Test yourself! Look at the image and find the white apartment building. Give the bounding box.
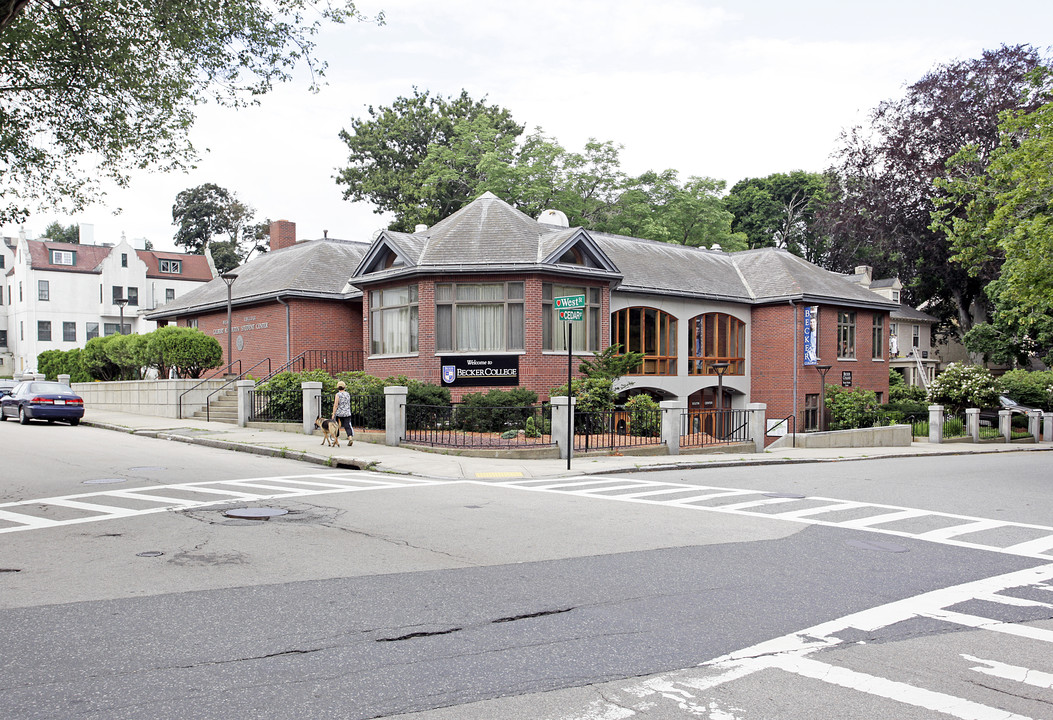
[1,231,212,377]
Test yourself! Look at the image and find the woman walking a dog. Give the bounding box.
[331,381,354,446]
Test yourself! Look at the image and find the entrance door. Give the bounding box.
[688,387,733,437]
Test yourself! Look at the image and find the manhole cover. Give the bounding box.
[223,507,289,520]
[83,478,127,485]
[763,492,806,499]
[846,539,909,553]
[136,551,164,558]
[128,466,167,472]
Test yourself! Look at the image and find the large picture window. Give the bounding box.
[370,285,418,355]
[542,284,601,352]
[436,282,524,352]
[688,313,745,375]
[612,307,678,375]
[838,311,856,359]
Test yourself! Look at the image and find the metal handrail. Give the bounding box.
[202,357,272,421]
[176,360,241,419]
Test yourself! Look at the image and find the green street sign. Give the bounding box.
[555,294,586,309]
[558,308,584,322]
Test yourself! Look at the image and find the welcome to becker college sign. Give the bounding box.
[440,355,519,387]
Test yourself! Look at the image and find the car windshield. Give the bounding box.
[28,382,73,394]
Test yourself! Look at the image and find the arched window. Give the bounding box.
[688,313,745,375]
[611,307,677,375]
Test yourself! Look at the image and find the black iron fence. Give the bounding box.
[298,350,364,375]
[248,389,384,428]
[681,409,753,448]
[943,413,968,439]
[249,388,303,423]
[404,404,553,448]
[320,392,386,430]
[573,408,663,452]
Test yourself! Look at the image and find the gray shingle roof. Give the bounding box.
[731,249,898,308]
[147,238,370,318]
[891,303,938,322]
[592,232,751,301]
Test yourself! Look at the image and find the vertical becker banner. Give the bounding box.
[803,305,819,366]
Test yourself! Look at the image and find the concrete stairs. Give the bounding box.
[190,389,238,423]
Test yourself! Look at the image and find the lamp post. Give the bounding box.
[815,364,832,432]
[712,361,730,438]
[221,272,238,377]
[115,297,128,335]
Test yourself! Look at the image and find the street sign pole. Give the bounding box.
[554,294,585,472]
[567,322,572,470]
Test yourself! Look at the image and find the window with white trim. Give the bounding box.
[86,323,99,340]
[370,285,418,355]
[51,249,75,265]
[435,282,524,352]
[159,259,182,274]
[38,279,49,301]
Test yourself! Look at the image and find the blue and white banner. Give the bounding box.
[803,305,819,366]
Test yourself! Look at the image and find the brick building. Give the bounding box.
[149,193,897,428]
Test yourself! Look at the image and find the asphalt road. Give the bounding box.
[2,423,1051,719]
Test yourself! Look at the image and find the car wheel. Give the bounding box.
[19,407,30,425]
[69,418,80,427]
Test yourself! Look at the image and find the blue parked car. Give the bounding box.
[0,381,84,425]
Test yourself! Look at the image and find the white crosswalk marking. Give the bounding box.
[494,476,1053,560]
[594,564,1053,720]
[0,472,451,534]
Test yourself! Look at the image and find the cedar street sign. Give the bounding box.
[555,294,585,322]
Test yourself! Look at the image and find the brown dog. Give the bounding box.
[314,417,343,447]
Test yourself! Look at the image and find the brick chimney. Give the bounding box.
[270,219,296,251]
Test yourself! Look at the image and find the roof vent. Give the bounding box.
[414,224,428,233]
[538,209,569,228]
[710,243,722,252]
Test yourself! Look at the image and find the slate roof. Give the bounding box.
[353,193,621,284]
[137,250,212,281]
[147,238,371,318]
[591,232,750,301]
[730,249,898,308]
[28,241,112,273]
[891,303,938,323]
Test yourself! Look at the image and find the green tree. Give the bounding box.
[336,89,524,231]
[823,45,1051,339]
[42,221,78,243]
[80,335,120,381]
[934,92,1053,363]
[1,0,380,226]
[171,183,263,272]
[998,369,1053,410]
[578,344,644,380]
[725,171,833,262]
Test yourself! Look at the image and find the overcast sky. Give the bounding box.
[6,0,1053,252]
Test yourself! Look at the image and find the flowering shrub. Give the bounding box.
[927,363,999,413]
[825,385,882,430]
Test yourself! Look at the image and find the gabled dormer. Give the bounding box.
[353,232,418,278]
[541,228,618,272]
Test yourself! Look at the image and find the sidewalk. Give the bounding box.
[82,408,1052,481]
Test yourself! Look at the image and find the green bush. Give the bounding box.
[37,349,91,383]
[625,394,660,436]
[927,363,999,413]
[81,335,121,381]
[825,385,881,430]
[455,388,538,433]
[998,369,1053,410]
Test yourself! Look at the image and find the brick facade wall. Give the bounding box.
[751,303,890,426]
[363,272,610,402]
[190,298,363,373]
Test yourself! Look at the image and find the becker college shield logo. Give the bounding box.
[442,365,457,384]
